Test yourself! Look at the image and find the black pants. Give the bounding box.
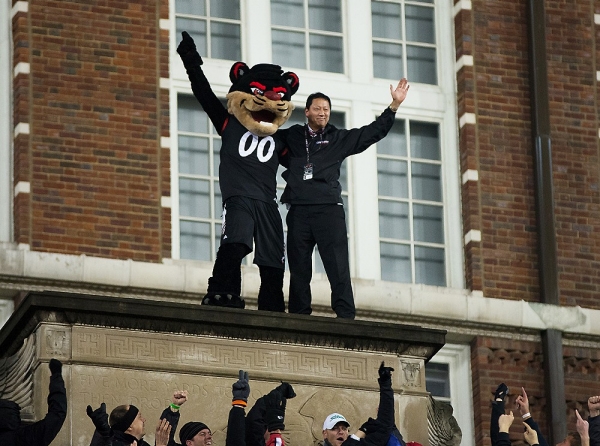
[286,204,355,318]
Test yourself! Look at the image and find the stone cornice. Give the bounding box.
[0,291,446,359]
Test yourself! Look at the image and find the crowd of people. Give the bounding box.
[0,359,415,446]
[491,383,598,446]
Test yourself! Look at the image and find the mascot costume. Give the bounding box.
[177,32,299,311]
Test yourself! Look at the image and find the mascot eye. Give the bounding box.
[276,92,285,99]
[251,87,264,96]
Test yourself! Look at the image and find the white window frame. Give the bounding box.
[428,344,475,446]
[169,0,463,290]
[0,3,13,242]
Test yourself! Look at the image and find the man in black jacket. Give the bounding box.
[279,80,409,319]
[0,358,67,446]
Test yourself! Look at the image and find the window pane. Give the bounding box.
[180,220,211,261]
[273,30,306,70]
[411,162,441,202]
[373,42,403,80]
[213,139,221,175]
[179,178,210,218]
[309,0,341,32]
[310,34,343,73]
[380,242,411,283]
[211,22,241,60]
[415,246,445,286]
[315,247,325,273]
[214,222,221,257]
[377,119,406,156]
[372,1,402,39]
[425,362,450,398]
[210,0,239,20]
[176,18,207,57]
[178,95,209,133]
[407,45,436,85]
[178,135,209,176]
[379,200,409,240]
[378,159,408,198]
[410,121,440,160]
[271,0,304,27]
[413,204,443,243]
[406,5,435,44]
[176,0,205,16]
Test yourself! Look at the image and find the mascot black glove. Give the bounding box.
[87,402,112,437]
[264,389,286,431]
[232,370,250,407]
[49,358,62,375]
[177,31,204,69]
[378,361,394,388]
[276,382,296,399]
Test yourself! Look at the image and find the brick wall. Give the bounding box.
[12,0,170,262]
[457,0,600,307]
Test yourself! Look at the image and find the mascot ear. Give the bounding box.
[230,62,250,83]
[283,71,300,96]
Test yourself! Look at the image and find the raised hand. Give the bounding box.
[264,389,286,431]
[515,387,530,417]
[172,390,188,407]
[177,31,204,68]
[524,423,539,445]
[576,409,590,441]
[378,361,394,382]
[232,370,250,406]
[155,418,172,446]
[498,411,514,433]
[86,402,112,437]
[276,382,296,399]
[49,358,62,375]
[588,396,600,417]
[389,78,410,110]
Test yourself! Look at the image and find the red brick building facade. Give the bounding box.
[2,1,600,446]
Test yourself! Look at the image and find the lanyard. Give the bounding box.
[305,125,323,164]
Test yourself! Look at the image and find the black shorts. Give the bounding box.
[220,196,285,269]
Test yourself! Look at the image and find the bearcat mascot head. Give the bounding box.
[226,62,299,137]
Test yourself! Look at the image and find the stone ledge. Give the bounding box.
[0,291,446,360]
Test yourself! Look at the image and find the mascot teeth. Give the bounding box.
[260,121,274,126]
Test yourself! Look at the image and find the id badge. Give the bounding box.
[303,163,313,180]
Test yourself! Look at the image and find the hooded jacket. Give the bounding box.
[0,368,67,446]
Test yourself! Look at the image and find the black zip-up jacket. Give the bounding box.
[279,107,396,205]
[0,368,67,446]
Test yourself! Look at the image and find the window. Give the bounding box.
[176,94,222,261]
[426,345,474,446]
[371,0,437,84]
[271,0,344,73]
[377,119,445,285]
[175,0,241,61]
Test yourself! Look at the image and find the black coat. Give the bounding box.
[279,108,396,205]
[0,370,67,446]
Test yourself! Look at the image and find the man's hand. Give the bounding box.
[86,402,112,437]
[389,78,410,111]
[177,31,204,68]
[498,411,514,433]
[155,418,172,446]
[515,387,530,417]
[524,423,539,445]
[576,409,590,441]
[172,390,188,408]
[232,370,250,406]
[276,382,296,399]
[588,396,600,417]
[378,361,394,383]
[49,358,62,375]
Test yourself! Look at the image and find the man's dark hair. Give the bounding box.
[109,405,130,429]
[305,92,331,110]
[567,432,582,446]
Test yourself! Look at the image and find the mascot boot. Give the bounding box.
[202,243,249,309]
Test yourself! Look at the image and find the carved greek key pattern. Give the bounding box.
[72,328,370,382]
